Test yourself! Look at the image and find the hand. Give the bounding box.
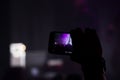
[70,28,106,80]
[70,28,103,64]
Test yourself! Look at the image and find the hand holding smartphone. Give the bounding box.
[48,29,105,80]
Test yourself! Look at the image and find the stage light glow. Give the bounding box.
[31,67,39,77]
[10,43,26,58]
[10,43,26,67]
[47,59,63,66]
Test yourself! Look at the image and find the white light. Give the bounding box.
[10,43,26,58]
[10,43,26,67]
[31,67,39,77]
[47,59,63,66]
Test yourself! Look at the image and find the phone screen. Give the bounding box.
[54,33,72,46]
[49,32,72,54]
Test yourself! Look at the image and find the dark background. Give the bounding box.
[1,0,120,80]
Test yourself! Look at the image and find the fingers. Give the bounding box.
[70,28,84,52]
[85,28,102,56]
[70,28,83,41]
[70,28,102,63]
[70,28,84,62]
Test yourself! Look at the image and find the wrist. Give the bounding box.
[81,58,105,80]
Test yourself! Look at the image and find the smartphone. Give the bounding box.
[48,31,72,55]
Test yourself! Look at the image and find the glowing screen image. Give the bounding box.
[55,33,72,46]
[54,33,72,53]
